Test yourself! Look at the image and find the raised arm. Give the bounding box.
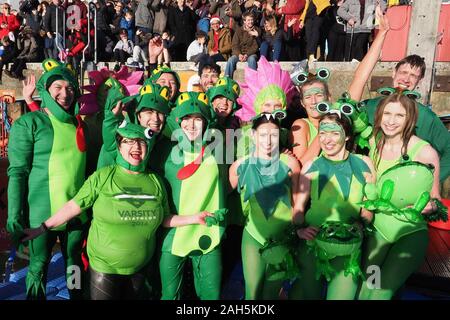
[347,6,390,101]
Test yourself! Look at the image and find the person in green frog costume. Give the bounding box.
[7,59,89,299]
[229,111,302,299]
[153,91,229,300]
[21,121,172,300]
[358,92,444,300]
[96,80,171,169]
[289,111,376,300]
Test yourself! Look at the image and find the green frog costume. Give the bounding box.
[237,150,295,299]
[153,92,228,300]
[7,59,88,299]
[74,121,169,299]
[289,115,371,300]
[358,139,432,300]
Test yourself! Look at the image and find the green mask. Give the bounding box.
[319,122,345,134]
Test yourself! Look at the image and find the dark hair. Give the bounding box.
[251,114,281,130]
[395,55,426,79]
[195,31,207,39]
[199,59,221,77]
[242,11,255,20]
[319,113,354,151]
[119,28,128,35]
[373,93,418,168]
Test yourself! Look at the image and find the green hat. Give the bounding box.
[149,65,181,99]
[116,120,156,172]
[37,59,80,97]
[122,82,171,115]
[36,58,81,120]
[171,91,212,124]
[207,77,240,111]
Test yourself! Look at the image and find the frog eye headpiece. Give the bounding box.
[115,120,156,172]
[207,77,241,111]
[149,65,181,98]
[290,59,330,86]
[316,101,355,119]
[171,91,212,124]
[377,87,421,100]
[37,58,80,98]
[131,82,171,115]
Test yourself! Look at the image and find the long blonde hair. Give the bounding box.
[373,93,418,168]
[264,15,278,36]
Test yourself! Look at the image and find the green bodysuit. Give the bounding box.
[290,153,370,300]
[303,118,318,147]
[73,165,169,275]
[358,139,430,300]
[237,154,293,299]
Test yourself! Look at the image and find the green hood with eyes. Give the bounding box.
[116,120,156,172]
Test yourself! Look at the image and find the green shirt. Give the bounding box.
[73,165,170,275]
[364,96,450,182]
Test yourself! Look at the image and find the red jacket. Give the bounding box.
[0,14,20,38]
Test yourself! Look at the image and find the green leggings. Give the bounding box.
[26,224,86,300]
[358,229,428,300]
[241,229,284,300]
[289,243,359,300]
[159,248,222,300]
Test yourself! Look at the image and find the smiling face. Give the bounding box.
[212,96,233,118]
[118,137,148,167]
[380,101,407,138]
[200,66,219,92]
[181,114,205,141]
[137,109,165,133]
[301,82,328,119]
[156,73,178,100]
[392,63,422,90]
[318,119,348,157]
[253,122,280,157]
[48,79,75,110]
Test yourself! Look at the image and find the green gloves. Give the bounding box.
[205,208,229,227]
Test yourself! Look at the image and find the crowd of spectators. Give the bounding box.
[0,0,405,84]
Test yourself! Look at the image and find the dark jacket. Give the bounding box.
[167,6,198,45]
[231,25,260,56]
[43,3,65,34]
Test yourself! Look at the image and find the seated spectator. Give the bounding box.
[259,15,282,61]
[186,31,208,66]
[209,0,242,33]
[132,29,152,66]
[206,16,232,63]
[225,11,260,78]
[114,28,134,69]
[7,27,38,80]
[120,10,135,42]
[0,3,20,40]
[65,23,87,74]
[0,36,15,84]
[158,30,173,67]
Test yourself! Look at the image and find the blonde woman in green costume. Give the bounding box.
[358,93,442,300]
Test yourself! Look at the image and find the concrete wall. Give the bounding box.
[1,61,449,116]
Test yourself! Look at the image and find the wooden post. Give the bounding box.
[407,0,442,104]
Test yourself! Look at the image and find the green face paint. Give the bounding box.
[302,87,325,98]
[319,122,344,134]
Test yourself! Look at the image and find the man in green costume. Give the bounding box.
[7,59,88,299]
[363,55,450,182]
